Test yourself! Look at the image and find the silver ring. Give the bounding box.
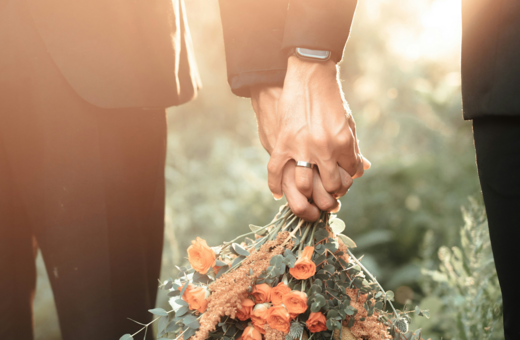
[296,161,314,169]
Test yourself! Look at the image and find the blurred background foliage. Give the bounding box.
[33,0,502,339]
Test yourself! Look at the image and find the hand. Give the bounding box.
[251,56,370,201]
[282,160,352,221]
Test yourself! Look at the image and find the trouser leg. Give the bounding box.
[473,116,520,340]
[0,0,167,337]
[0,132,37,340]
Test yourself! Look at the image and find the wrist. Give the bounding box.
[286,55,337,83]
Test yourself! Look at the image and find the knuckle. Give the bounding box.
[317,198,336,212]
[336,131,352,147]
[267,161,278,174]
[291,202,307,216]
[344,175,353,189]
[312,134,331,150]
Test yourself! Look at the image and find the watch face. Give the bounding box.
[296,48,331,61]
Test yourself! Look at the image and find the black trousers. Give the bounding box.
[473,117,520,340]
[0,0,166,339]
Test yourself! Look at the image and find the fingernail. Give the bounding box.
[272,193,283,201]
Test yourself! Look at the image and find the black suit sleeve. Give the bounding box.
[218,0,357,97]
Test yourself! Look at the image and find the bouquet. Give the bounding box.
[121,205,429,340]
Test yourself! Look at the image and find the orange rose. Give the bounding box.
[179,284,209,313]
[252,283,271,304]
[188,237,216,274]
[235,298,255,321]
[271,282,292,305]
[282,291,308,315]
[306,312,328,333]
[266,305,291,333]
[290,313,299,320]
[251,303,270,334]
[289,246,316,280]
[242,326,262,340]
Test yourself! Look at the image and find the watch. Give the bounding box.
[292,47,331,62]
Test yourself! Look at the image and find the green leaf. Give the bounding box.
[215,260,227,267]
[324,241,339,254]
[193,271,212,284]
[168,290,181,297]
[119,335,133,340]
[166,320,180,333]
[311,302,322,313]
[164,278,173,290]
[158,315,169,336]
[216,265,229,278]
[183,314,200,329]
[386,290,395,302]
[327,310,339,319]
[345,306,357,316]
[270,254,284,267]
[179,282,190,298]
[176,306,189,317]
[175,298,189,307]
[330,219,346,234]
[232,243,250,257]
[338,234,357,248]
[184,327,196,340]
[148,308,168,317]
[323,265,335,273]
[231,256,245,268]
[314,229,330,242]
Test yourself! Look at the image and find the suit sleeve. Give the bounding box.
[218,0,357,97]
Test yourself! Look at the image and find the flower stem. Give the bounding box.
[346,248,398,318]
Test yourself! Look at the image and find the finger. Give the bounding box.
[363,156,371,170]
[352,155,372,179]
[334,167,353,198]
[283,161,320,221]
[312,168,340,212]
[316,160,342,195]
[267,151,288,200]
[352,155,365,179]
[294,163,314,198]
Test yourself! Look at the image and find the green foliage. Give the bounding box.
[419,198,503,339]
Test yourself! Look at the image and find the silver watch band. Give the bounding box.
[293,47,331,61]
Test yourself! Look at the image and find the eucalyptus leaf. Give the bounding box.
[386,290,394,302]
[184,327,196,340]
[338,234,357,248]
[330,219,346,234]
[215,260,227,267]
[119,335,133,340]
[168,290,181,297]
[148,308,168,317]
[314,229,330,242]
[232,243,250,257]
[231,256,245,268]
[193,271,212,284]
[164,279,173,290]
[166,320,180,333]
[183,315,200,329]
[176,306,189,317]
[158,315,169,336]
[216,265,229,278]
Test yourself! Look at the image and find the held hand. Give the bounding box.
[251,56,370,201]
[282,161,351,221]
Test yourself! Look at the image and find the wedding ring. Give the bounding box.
[296,161,314,169]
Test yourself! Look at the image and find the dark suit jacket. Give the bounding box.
[219,0,520,119]
[25,0,201,108]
